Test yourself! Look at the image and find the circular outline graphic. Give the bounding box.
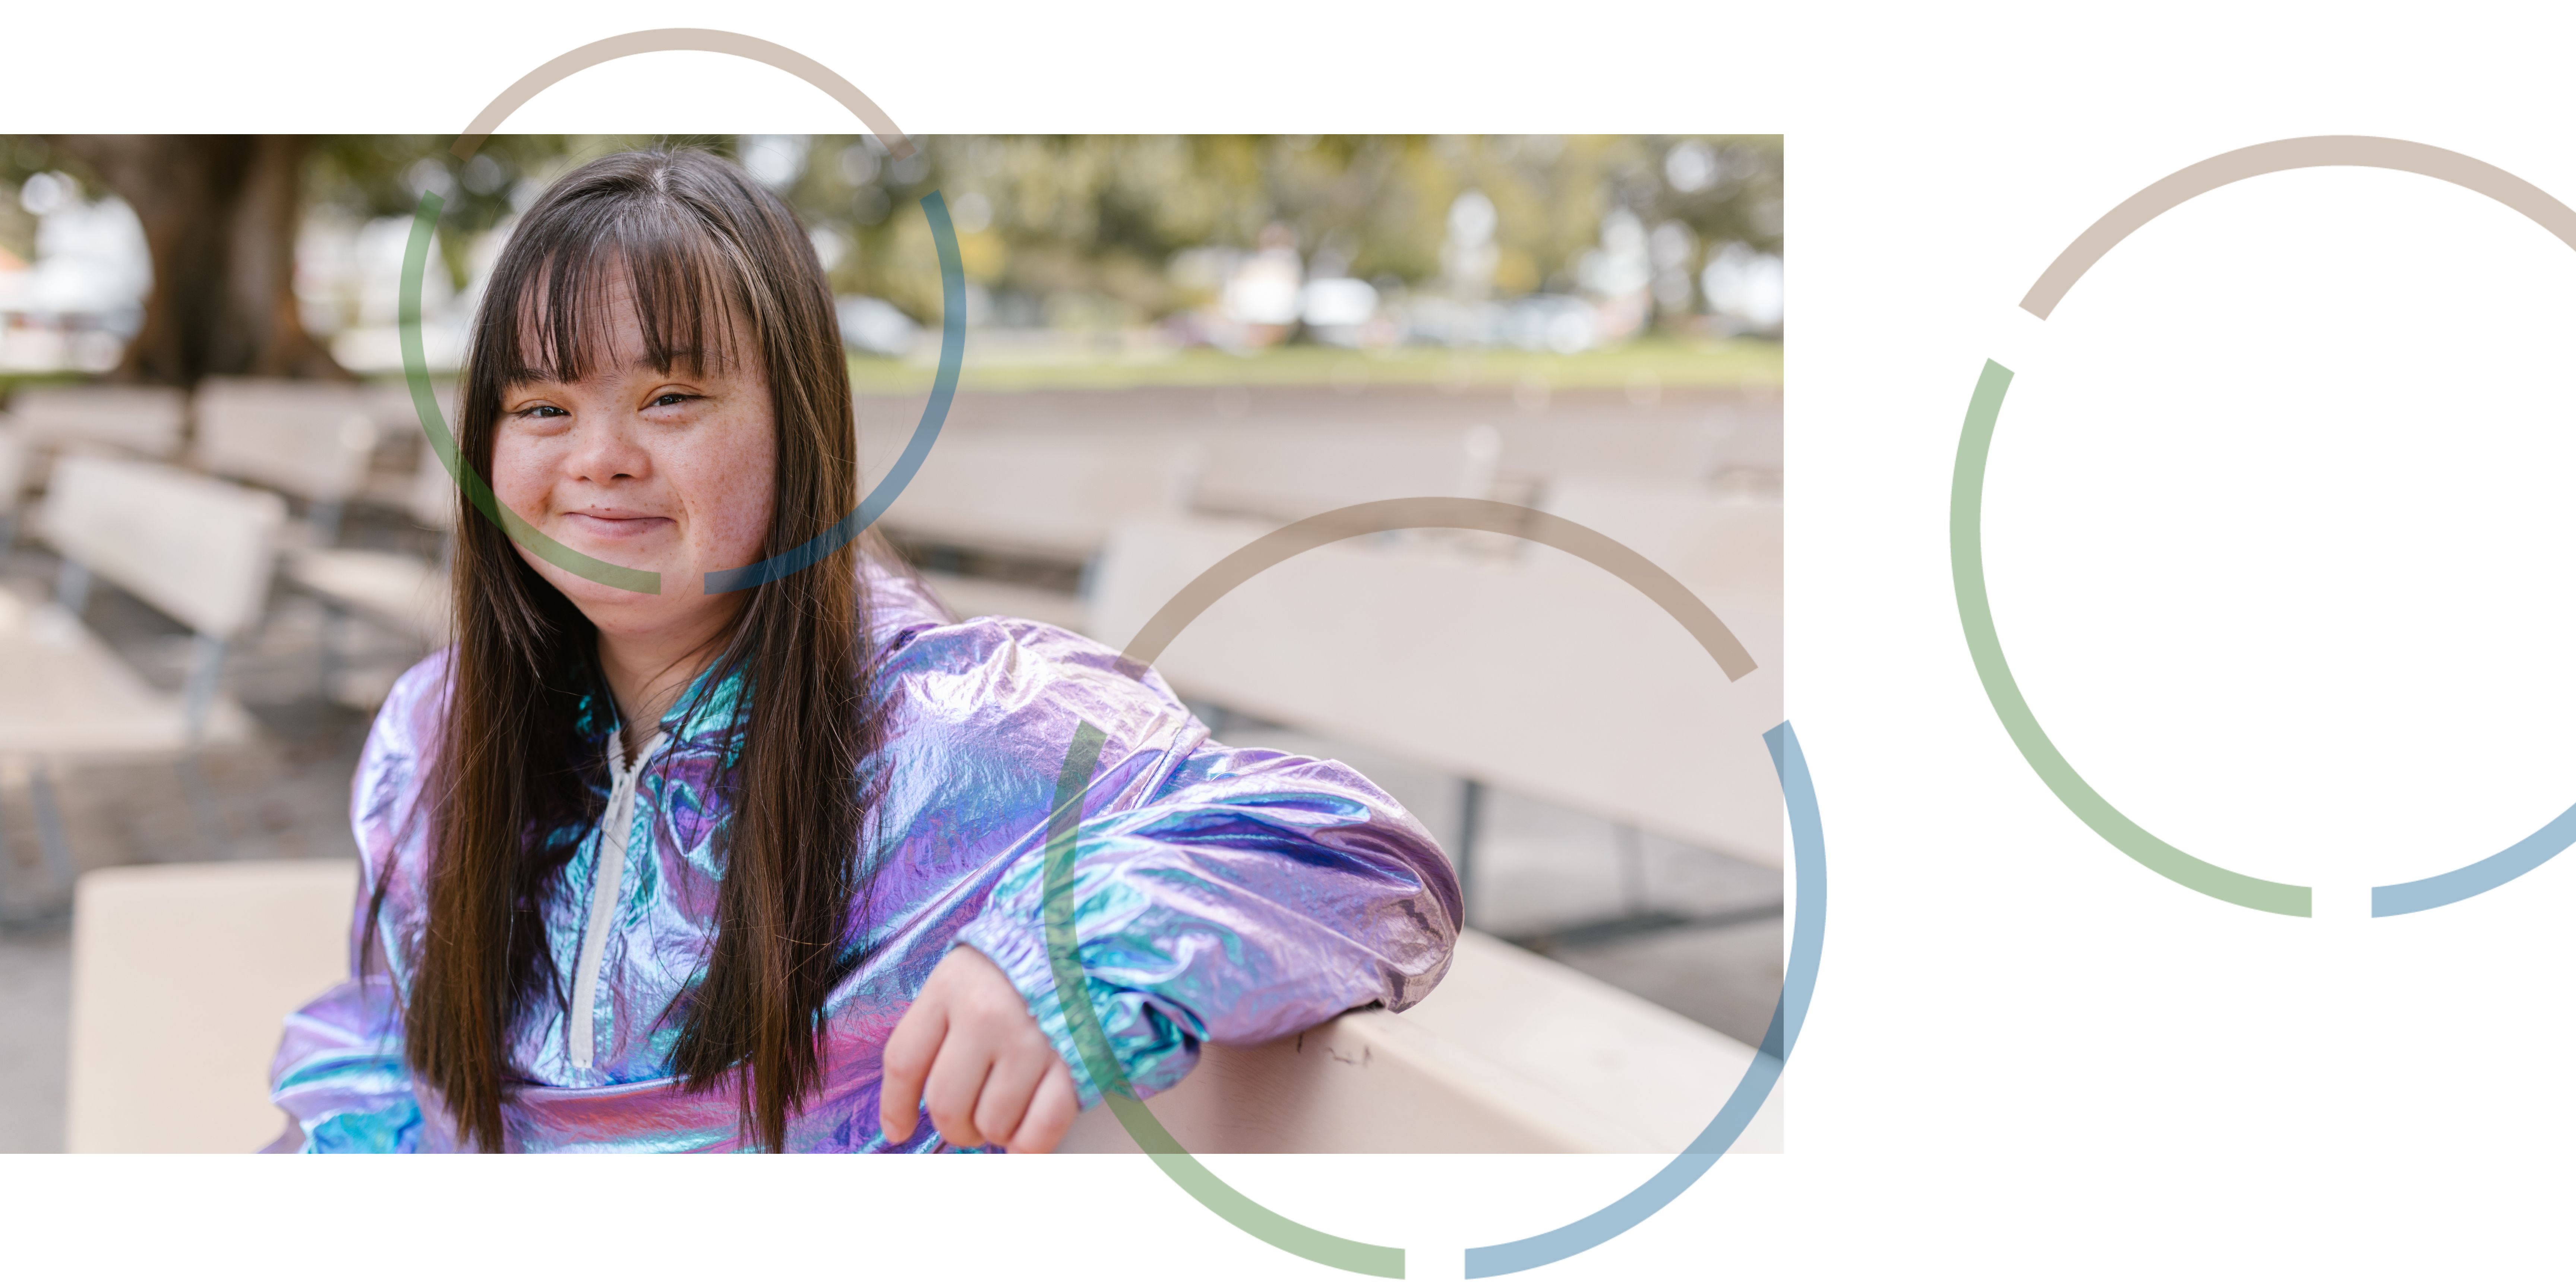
[1954,135,2576,917]
[397,28,965,597]
[1037,498,1827,1278]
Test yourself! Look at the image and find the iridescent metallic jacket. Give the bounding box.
[267,566,1460,1152]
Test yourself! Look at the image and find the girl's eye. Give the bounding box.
[651,392,695,408]
[516,404,567,420]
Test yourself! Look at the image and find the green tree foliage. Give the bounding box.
[774,135,1781,326]
[3,134,1781,374]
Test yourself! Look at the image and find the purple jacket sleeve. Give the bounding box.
[265,663,436,1153]
[957,731,1461,1108]
[266,978,422,1153]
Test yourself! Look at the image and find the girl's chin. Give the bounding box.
[559,582,677,610]
[518,546,756,613]
[527,554,690,604]
[561,593,742,645]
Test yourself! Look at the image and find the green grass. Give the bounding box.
[1,337,1782,402]
[0,371,91,404]
[847,335,1782,395]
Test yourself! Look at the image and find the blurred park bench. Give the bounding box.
[0,455,279,917]
[1086,497,1786,879]
[5,383,186,464]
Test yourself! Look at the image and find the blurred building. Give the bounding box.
[0,171,148,373]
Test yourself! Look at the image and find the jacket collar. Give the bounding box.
[570,659,747,761]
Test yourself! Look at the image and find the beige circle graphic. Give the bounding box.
[2019,135,2576,318]
[448,28,914,161]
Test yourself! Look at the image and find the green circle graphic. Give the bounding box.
[1951,360,2310,916]
[1039,498,1811,1278]
[1958,136,2576,917]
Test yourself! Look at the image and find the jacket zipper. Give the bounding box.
[568,726,667,1073]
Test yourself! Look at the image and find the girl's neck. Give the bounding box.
[596,613,736,760]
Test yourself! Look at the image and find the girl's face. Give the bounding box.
[491,276,776,649]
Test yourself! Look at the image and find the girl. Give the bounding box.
[266,148,1459,1153]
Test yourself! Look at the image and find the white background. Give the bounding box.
[8,3,2576,1282]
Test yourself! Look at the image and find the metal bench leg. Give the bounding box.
[28,761,74,901]
[0,768,16,916]
[310,498,345,546]
[1184,700,1231,739]
[176,634,236,862]
[1615,822,1647,915]
[317,603,346,704]
[180,634,227,741]
[178,753,232,865]
[1455,777,1485,928]
[55,559,94,617]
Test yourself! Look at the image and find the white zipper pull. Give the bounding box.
[566,726,667,1074]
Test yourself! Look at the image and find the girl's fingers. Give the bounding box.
[970,1038,1053,1147]
[920,1022,1000,1149]
[876,996,949,1145]
[884,947,1061,1152]
[1007,1058,1080,1155]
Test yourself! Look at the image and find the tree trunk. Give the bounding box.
[51,135,347,385]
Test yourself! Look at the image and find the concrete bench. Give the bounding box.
[4,456,281,911]
[1535,476,1781,601]
[916,570,1087,633]
[1087,512,1785,867]
[278,395,459,705]
[65,860,359,1153]
[1190,426,1500,525]
[192,378,379,543]
[6,384,186,461]
[64,860,1771,1154]
[1059,928,1777,1154]
[875,427,1196,563]
[281,452,458,694]
[17,454,281,755]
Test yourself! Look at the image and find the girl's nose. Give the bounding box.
[563,416,651,483]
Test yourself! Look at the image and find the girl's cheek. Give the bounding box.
[701,476,772,565]
[490,437,555,518]
[684,422,776,562]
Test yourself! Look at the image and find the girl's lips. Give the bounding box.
[561,511,675,540]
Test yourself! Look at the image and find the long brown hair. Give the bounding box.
[402,148,887,1152]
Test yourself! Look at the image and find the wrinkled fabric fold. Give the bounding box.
[266,563,1459,1153]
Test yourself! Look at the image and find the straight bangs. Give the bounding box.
[481,198,764,392]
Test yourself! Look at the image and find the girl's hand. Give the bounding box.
[878,945,1080,1152]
